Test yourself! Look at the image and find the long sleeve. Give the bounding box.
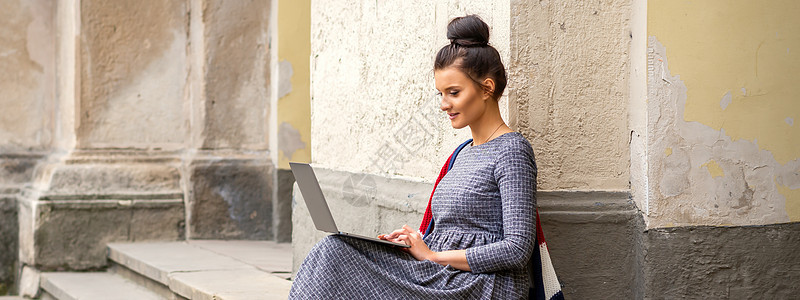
[465,138,537,273]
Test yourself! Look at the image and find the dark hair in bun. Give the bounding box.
[435,14,507,100]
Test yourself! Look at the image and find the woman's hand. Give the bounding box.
[379,225,436,262]
[379,225,471,271]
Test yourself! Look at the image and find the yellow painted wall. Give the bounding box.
[649,0,800,224]
[277,0,311,168]
[649,0,799,164]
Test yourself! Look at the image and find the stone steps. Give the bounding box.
[40,272,162,300]
[40,240,293,300]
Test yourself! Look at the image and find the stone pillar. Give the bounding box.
[0,0,57,293]
[17,0,187,272]
[185,0,274,240]
[508,0,640,297]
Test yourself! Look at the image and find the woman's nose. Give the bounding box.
[440,97,451,111]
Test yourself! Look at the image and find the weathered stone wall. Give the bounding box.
[188,158,273,239]
[643,224,800,298]
[0,0,56,294]
[0,192,19,295]
[310,0,510,181]
[509,0,632,191]
[0,0,55,151]
[636,3,800,296]
[199,0,270,150]
[4,1,281,292]
[186,0,274,240]
[78,0,187,149]
[645,0,800,228]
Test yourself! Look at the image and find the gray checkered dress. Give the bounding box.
[290,132,537,299]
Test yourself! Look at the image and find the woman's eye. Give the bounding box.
[449,91,459,96]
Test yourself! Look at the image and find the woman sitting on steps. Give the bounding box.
[290,14,549,299]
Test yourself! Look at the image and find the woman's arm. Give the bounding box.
[429,249,470,271]
[463,138,537,273]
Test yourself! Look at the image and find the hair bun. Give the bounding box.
[447,14,490,47]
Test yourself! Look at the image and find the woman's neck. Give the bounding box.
[469,106,511,146]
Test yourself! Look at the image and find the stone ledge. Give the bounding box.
[38,192,184,201]
[40,272,162,300]
[34,198,184,209]
[108,241,292,299]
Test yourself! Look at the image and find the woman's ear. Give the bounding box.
[481,78,496,100]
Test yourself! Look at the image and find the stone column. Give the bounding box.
[0,0,56,293]
[185,0,274,240]
[17,0,187,272]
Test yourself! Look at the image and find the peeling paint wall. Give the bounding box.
[310,0,509,180]
[647,1,800,227]
[276,0,311,167]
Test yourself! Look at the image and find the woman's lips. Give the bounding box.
[448,113,459,120]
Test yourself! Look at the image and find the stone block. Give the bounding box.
[537,191,643,299]
[18,266,39,298]
[643,223,800,299]
[0,155,43,186]
[274,169,294,243]
[0,195,18,295]
[189,159,274,240]
[17,157,186,271]
[309,0,511,181]
[78,0,187,147]
[43,163,182,196]
[29,200,184,270]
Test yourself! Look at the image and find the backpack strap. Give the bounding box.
[420,139,473,239]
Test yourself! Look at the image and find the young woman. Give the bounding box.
[289,15,537,299]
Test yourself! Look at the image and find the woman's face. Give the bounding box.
[434,67,490,129]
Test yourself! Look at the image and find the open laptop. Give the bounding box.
[289,162,410,248]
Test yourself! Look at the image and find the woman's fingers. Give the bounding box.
[388,228,409,239]
[381,225,419,242]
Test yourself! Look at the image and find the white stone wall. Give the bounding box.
[310,0,509,181]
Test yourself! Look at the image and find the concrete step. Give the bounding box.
[40,272,162,300]
[107,240,293,300]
